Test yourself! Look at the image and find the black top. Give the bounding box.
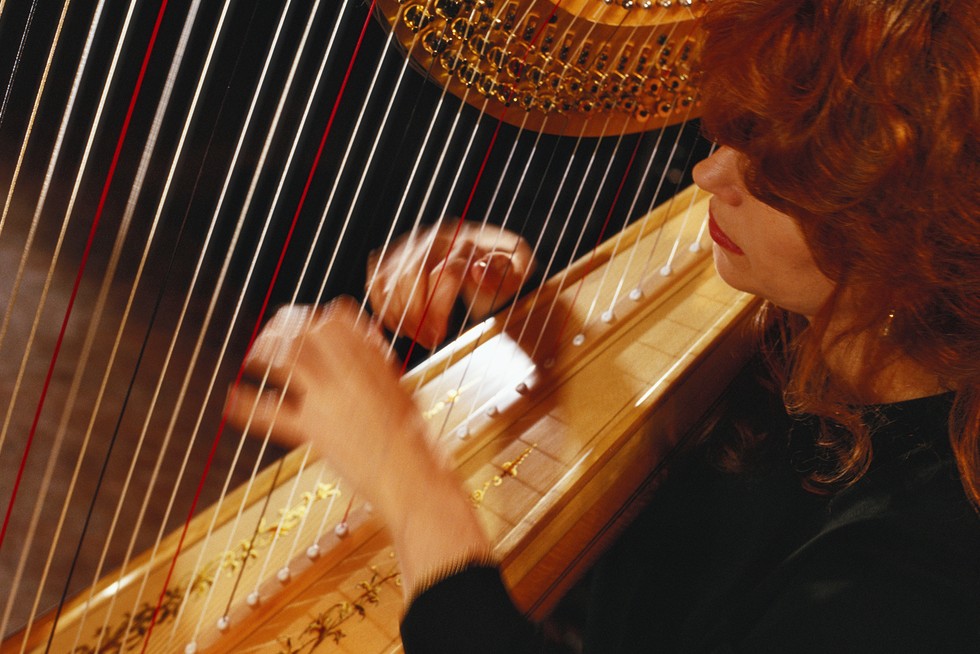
[400,392,980,653]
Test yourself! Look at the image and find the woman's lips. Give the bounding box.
[708,213,744,255]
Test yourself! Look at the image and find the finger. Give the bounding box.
[245,305,319,391]
[316,296,401,374]
[225,383,300,448]
[366,239,423,336]
[420,256,467,347]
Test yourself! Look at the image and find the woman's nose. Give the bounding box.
[692,146,744,206]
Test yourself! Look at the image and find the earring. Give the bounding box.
[880,309,896,337]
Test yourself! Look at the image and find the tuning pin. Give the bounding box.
[306,543,320,560]
[247,591,261,607]
[217,615,230,632]
[334,521,350,538]
[277,566,291,583]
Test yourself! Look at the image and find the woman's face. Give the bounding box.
[692,146,835,318]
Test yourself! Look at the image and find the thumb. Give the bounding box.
[469,250,531,299]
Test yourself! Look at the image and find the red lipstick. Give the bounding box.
[708,213,744,255]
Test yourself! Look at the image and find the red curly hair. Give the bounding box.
[697,0,980,505]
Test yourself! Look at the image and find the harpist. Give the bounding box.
[227,0,980,651]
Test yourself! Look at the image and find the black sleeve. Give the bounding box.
[730,542,980,654]
[400,565,572,653]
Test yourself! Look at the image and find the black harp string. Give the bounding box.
[0,0,112,639]
[69,3,285,650]
[18,3,218,650]
[1,0,175,645]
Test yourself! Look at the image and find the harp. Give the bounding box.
[0,1,757,652]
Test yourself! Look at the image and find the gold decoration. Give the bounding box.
[471,444,536,506]
[74,482,342,653]
[275,565,402,654]
[375,0,706,135]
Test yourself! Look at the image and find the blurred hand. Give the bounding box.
[225,298,436,515]
[366,221,535,348]
[225,297,491,595]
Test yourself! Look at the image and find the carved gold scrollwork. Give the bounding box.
[377,0,708,135]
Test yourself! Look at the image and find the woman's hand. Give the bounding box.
[224,298,491,597]
[225,298,433,514]
[366,221,535,349]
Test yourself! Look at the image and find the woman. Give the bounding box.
[226,0,980,651]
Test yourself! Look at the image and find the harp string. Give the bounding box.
[0,0,114,639]
[174,0,472,638]
[211,6,562,619]
[163,1,434,640]
[367,0,554,352]
[210,4,530,614]
[234,6,600,620]
[604,105,697,313]
[530,18,683,352]
[0,1,711,649]
[117,3,368,644]
[583,101,699,335]
[138,3,382,650]
[43,0,312,644]
[0,3,75,622]
[0,0,115,472]
[200,2,595,632]
[649,118,704,276]
[435,17,647,435]
[365,3,581,447]
[424,112,552,439]
[0,0,168,558]
[0,0,37,129]
[8,1,206,647]
[179,0,385,628]
[284,1,692,644]
[442,17,697,438]
[0,0,66,248]
[41,0,292,645]
[637,124,707,282]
